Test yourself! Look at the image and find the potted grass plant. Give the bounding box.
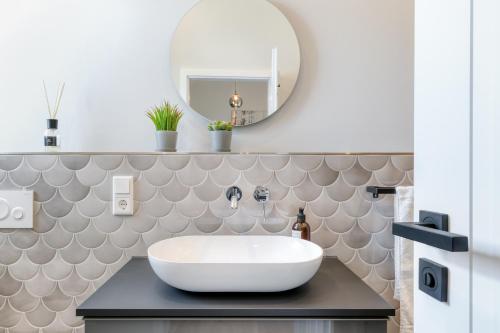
[208,120,233,152]
[147,101,183,152]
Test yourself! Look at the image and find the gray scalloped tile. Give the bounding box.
[76,191,107,218]
[126,155,157,171]
[309,161,339,186]
[0,239,22,265]
[176,191,208,218]
[59,207,90,233]
[324,238,355,262]
[324,155,356,171]
[264,176,289,201]
[291,155,323,171]
[142,192,173,218]
[28,176,57,202]
[59,176,90,202]
[193,210,223,233]
[93,207,123,234]
[193,155,223,170]
[93,238,124,264]
[143,160,174,186]
[326,175,356,202]
[342,222,372,249]
[160,155,191,170]
[159,209,190,234]
[10,286,38,312]
[60,155,90,171]
[160,176,190,202]
[324,208,357,233]
[391,155,413,172]
[24,270,56,297]
[275,190,305,217]
[374,161,406,186]
[33,210,56,234]
[43,191,73,218]
[358,155,390,171]
[42,253,73,281]
[43,161,74,187]
[226,155,258,170]
[77,223,106,249]
[0,153,413,333]
[134,176,157,202]
[9,161,40,187]
[177,160,207,187]
[75,160,107,187]
[311,223,339,249]
[0,155,23,171]
[308,190,339,218]
[359,241,390,265]
[43,223,73,249]
[108,223,140,250]
[293,176,322,201]
[243,161,273,186]
[124,209,157,234]
[276,161,307,187]
[0,176,21,190]
[342,192,372,218]
[259,155,290,171]
[210,159,240,187]
[26,155,58,171]
[0,302,22,327]
[8,230,39,250]
[193,176,223,202]
[59,237,90,265]
[92,155,124,170]
[225,210,257,233]
[342,161,373,187]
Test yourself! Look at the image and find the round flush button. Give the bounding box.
[12,207,24,220]
[0,199,10,220]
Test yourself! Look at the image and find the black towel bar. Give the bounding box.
[392,211,468,252]
[366,186,396,198]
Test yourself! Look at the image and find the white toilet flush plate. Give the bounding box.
[0,191,33,229]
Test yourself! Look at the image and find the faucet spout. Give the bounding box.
[226,186,242,210]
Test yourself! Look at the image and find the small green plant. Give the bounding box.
[208,120,233,131]
[146,101,183,131]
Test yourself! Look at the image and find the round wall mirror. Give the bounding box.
[170,0,301,127]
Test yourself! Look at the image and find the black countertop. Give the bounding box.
[77,257,394,319]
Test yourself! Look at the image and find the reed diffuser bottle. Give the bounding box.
[42,81,65,152]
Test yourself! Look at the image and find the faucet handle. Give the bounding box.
[253,186,270,203]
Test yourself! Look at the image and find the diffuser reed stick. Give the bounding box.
[43,81,65,118]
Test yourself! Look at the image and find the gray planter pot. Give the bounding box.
[155,131,178,152]
[210,131,232,152]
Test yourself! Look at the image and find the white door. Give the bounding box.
[414,0,500,332]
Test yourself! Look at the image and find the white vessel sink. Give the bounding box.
[147,235,324,292]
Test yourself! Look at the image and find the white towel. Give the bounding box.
[394,186,414,333]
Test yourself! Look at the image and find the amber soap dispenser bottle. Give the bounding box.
[292,208,310,241]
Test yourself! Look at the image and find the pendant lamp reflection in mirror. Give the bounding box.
[229,82,243,125]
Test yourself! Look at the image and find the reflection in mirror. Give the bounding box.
[171,0,300,127]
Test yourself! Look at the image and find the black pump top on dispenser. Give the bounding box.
[297,208,306,223]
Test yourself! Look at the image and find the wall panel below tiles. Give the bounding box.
[0,153,413,333]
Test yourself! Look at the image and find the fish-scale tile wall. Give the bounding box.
[0,153,413,333]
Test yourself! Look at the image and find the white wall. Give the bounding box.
[0,0,413,153]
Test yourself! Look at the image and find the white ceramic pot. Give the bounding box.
[155,131,178,152]
[210,130,232,152]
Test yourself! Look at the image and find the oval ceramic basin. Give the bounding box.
[148,235,323,292]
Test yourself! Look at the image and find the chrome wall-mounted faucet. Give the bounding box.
[253,186,270,203]
[226,186,242,209]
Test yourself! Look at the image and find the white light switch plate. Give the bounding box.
[0,190,33,229]
[113,176,134,216]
